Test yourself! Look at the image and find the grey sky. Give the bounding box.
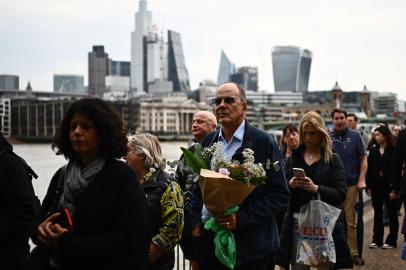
[1,0,405,99]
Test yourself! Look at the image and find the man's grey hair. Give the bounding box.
[235,83,247,102]
[218,82,247,102]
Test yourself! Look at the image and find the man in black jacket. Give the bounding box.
[0,132,39,270]
[191,83,289,270]
[177,111,217,270]
[392,128,406,242]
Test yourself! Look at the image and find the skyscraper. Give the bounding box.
[217,50,236,85]
[131,0,152,95]
[130,0,190,95]
[272,46,312,92]
[167,30,190,92]
[88,46,109,97]
[230,66,258,91]
[0,75,19,91]
[53,74,85,93]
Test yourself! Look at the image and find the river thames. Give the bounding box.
[13,142,188,201]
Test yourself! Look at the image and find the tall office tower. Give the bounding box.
[146,27,167,87]
[88,46,109,97]
[272,46,312,92]
[167,30,190,92]
[217,50,236,85]
[131,0,153,96]
[53,74,85,93]
[230,66,258,91]
[144,26,173,93]
[0,75,19,90]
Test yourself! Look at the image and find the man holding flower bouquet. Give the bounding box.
[190,82,290,270]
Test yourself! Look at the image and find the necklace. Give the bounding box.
[306,152,318,160]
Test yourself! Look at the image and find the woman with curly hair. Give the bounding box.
[275,111,352,270]
[28,98,150,270]
[126,133,183,270]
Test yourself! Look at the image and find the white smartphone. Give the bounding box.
[292,167,306,178]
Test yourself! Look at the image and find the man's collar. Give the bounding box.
[334,127,349,137]
[219,120,246,142]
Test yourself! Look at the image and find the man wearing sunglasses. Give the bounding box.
[191,82,289,270]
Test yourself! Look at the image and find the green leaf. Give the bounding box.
[193,143,210,167]
[181,147,209,173]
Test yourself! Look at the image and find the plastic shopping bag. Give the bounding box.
[296,194,341,267]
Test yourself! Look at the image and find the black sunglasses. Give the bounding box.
[211,97,239,106]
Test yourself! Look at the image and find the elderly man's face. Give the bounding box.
[191,112,215,142]
[213,84,246,127]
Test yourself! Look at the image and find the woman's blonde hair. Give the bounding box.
[127,132,163,169]
[299,111,333,163]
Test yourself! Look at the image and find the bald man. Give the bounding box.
[191,111,217,143]
[192,83,289,269]
[177,111,217,270]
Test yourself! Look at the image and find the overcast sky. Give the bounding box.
[1,0,405,99]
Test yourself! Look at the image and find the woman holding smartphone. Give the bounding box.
[28,98,150,270]
[275,111,352,270]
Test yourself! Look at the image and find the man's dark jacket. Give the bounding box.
[0,134,38,270]
[392,129,406,200]
[191,122,290,265]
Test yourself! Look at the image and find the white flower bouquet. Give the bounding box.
[181,143,279,216]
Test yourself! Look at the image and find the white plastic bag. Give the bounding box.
[296,193,341,267]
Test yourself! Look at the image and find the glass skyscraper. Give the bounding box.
[167,30,190,92]
[217,50,235,85]
[230,66,258,91]
[131,0,152,95]
[130,1,189,94]
[272,46,312,92]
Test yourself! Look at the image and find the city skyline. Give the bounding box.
[1,0,405,99]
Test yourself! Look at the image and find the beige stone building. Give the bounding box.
[130,94,210,139]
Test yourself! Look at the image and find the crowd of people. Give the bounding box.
[1,82,406,270]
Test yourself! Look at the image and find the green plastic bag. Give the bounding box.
[204,206,239,269]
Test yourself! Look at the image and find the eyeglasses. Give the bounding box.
[211,97,239,106]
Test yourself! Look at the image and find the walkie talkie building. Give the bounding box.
[272,46,312,93]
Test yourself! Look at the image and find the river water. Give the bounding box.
[13,142,188,201]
